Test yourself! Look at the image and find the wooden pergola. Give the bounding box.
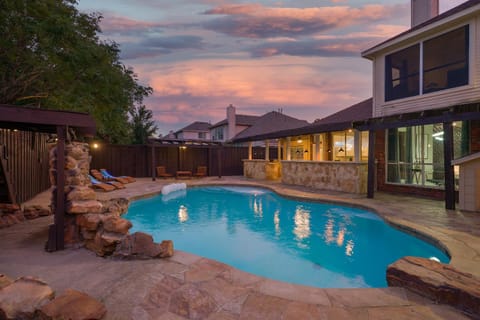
[0,104,96,251]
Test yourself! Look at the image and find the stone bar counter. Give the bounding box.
[243,160,368,194]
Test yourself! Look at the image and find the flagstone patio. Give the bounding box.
[1,177,479,319]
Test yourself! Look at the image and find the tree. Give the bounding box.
[130,105,158,144]
[0,0,153,144]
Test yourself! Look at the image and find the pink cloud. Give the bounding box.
[203,3,408,38]
[98,12,165,34]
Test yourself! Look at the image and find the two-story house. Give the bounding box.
[174,121,211,141]
[360,0,480,209]
[209,104,259,142]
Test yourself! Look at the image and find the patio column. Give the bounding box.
[277,139,281,160]
[354,130,361,162]
[265,140,270,161]
[248,142,253,160]
[314,134,321,161]
[367,129,376,199]
[443,121,455,210]
[286,137,291,160]
[48,125,66,251]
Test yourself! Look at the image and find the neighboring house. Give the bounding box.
[210,104,308,144]
[175,121,211,141]
[233,110,309,144]
[209,104,259,142]
[360,0,480,207]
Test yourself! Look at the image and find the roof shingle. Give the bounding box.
[233,111,309,140]
[176,121,210,133]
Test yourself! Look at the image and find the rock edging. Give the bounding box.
[387,256,480,318]
[0,275,106,320]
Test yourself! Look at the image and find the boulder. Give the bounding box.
[85,232,122,257]
[113,232,174,260]
[65,174,87,187]
[76,214,101,231]
[14,211,26,222]
[23,205,51,219]
[65,143,88,161]
[159,240,174,258]
[39,289,106,320]
[99,231,124,247]
[387,256,480,317]
[0,204,20,212]
[81,229,96,240]
[66,200,102,214]
[0,274,13,289]
[65,155,78,170]
[0,277,54,319]
[101,198,129,216]
[102,216,132,234]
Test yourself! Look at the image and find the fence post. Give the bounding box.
[151,144,156,181]
[217,145,222,178]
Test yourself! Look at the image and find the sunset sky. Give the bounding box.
[77,0,467,135]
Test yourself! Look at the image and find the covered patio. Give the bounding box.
[235,99,372,194]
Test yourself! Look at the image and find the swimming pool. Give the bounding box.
[124,186,449,288]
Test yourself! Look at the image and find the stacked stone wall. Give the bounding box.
[243,160,268,180]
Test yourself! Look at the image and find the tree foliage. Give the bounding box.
[0,0,154,144]
[130,105,158,144]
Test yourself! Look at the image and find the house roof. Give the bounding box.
[233,98,372,142]
[175,121,210,134]
[233,111,309,141]
[313,98,372,126]
[362,0,480,58]
[209,114,259,129]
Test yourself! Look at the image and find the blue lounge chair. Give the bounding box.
[88,175,116,192]
[100,169,135,183]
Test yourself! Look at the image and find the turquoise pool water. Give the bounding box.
[124,186,449,288]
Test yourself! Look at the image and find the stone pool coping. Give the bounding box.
[3,176,478,319]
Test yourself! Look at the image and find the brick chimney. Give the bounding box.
[227,104,236,141]
[411,0,439,27]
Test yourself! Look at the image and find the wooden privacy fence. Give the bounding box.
[90,144,278,178]
[0,129,51,203]
[0,133,278,204]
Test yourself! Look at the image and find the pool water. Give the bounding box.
[124,186,449,288]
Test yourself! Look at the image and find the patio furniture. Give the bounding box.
[88,175,116,192]
[176,171,192,179]
[90,169,126,188]
[156,166,174,178]
[100,169,135,183]
[194,166,207,178]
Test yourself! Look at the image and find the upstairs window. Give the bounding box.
[423,25,469,93]
[384,25,469,102]
[385,44,420,101]
[212,127,224,141]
